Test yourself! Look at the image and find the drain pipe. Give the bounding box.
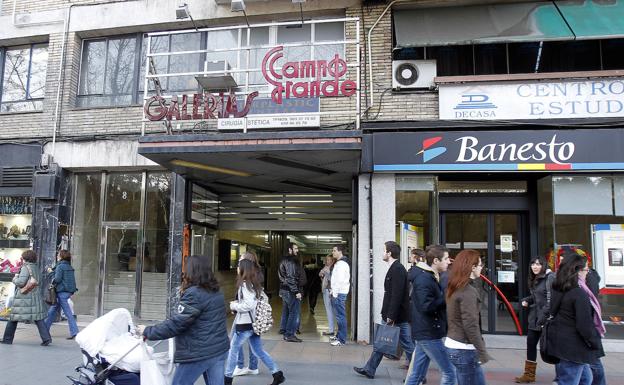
[366,0,413,110]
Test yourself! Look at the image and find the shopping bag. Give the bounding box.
[372,323,400,356]
[140,339,174,385]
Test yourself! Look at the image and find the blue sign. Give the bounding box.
[245,97,320,115]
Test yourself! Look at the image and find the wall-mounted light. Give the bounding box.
[231,0,250,27]
[176,3,198,31]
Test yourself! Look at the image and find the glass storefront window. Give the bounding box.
[71,174,102,316]
[105,172,142,221]
[395,176,435,264]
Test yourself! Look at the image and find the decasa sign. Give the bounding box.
[371,129,624,172]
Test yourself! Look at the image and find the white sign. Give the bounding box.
[439,78,624,120]
[500,235,513,253]
[594,228,624,287]
[218,115,320,130]
[497,271,515,284]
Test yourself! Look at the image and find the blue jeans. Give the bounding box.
[225,329,279,377]
[406,339,456,385]
[363,322,414,375]
[172,350,227,385]
[447,348,485,385]
[44,291,79,337]
[236,343,258,370]
[322,289,335,333]
[590,359,605,385]
[332,293,348,344]
[279,291,300,338]
[557,360,592,385]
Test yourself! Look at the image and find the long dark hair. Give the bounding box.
[446,249,480,300]
[553,252,586,292]
[182,255,219,292]
[528,256,547,289]
[237,259,262,298]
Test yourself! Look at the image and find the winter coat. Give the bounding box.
[10,262,47,322]
[522,272,554,331]
[409,262,447,340]
[231,283,258,326]
[381,260,410,324]
[52,260,77,294]
[549,287,605,364]
[446,281,490,363]
[143,286,229,363]
[278,255,302,294]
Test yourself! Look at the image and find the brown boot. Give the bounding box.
[515,360,537,383]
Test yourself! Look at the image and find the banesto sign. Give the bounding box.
[262,46,356,104]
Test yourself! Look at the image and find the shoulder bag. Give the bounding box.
[539,289,562,365]
[19,264,39,295]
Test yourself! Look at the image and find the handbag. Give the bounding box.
[19,264,39,295]
[45,284,57,305]
[140,339,174,385]
[540,290,563,365]
[372,322,400,356]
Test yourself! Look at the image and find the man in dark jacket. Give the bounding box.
[354,241,414,379]
[405,245,455,385]
[278,242,303,342]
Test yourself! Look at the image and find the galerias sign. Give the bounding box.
[144,91,258,121]
[262,46,356,104]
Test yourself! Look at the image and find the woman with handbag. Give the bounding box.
[224,257,285,385]
[143,255,230,385]
[444,249,490,385]
[549,253,604,385]
[1,250,52,346]
[44,250,79,339]
[515,256,554,383]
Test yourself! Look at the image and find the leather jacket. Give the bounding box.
[278,255,301,294]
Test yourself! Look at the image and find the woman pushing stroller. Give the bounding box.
[142,255,230,385]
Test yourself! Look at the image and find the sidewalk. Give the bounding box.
[1,321,623,385]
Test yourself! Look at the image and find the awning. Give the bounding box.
[555,0,624,39]
[394,2,575,47]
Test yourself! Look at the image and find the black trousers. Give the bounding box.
[526,328,542,362]
[2,320,52,344]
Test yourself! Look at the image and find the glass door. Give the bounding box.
[100,224,140,316]
[441,212,525,334]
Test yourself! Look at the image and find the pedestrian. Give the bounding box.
[515,256,554,383]
[305,258,321,315]
[224,258,285,385]
[445,249,490,385]
[330,244,350,346]
[1,250,52,346]
[44,250,79,340]
[233,251,260,377]
[142,255,230,385]
[405,245,456,385]
[354,241,414,378]
[410,248,426,266]
[549,253,604,385]
[278,242,303,343]
[319,255,336,337]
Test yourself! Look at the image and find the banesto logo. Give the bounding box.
[417,136,447,163]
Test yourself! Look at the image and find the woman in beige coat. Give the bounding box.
[1,250,52,346]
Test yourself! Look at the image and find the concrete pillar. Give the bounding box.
[167,174,186,317]
[356,173,371,342]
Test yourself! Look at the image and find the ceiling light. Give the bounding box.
[257,156,335,175]
[171,159,252,177]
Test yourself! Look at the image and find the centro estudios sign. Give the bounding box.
[439,78,624,120]
[371,129,624,172]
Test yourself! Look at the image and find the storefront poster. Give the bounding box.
[399,222,420,269]
[497,271,515,284]
[439,78,624,120]
[593,225,624,287]
[500,235,513,253]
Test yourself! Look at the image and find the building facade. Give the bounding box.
[1,0,623,342]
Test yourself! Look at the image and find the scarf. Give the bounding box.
[579,277,606,337]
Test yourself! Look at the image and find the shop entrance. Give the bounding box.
[441,212,528,334]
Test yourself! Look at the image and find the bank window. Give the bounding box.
[78,36,140,107]
[0,44,48,113]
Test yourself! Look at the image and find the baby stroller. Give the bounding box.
[67,308,169,385]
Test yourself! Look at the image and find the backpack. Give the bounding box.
[251,291,273,335]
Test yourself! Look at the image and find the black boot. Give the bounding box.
[270,371,285,385]
[224,376,233,385]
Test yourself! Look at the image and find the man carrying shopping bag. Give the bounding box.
[354,241,414,379]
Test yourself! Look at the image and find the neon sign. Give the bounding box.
[262,46,356,104]
[144,91,258,121]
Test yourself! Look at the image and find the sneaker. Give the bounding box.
[233,367,249,377]
[330,340,344,346]
[247,369,259,375]
[329,335,338,341]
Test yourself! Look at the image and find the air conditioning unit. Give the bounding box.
[392,60,437,90]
